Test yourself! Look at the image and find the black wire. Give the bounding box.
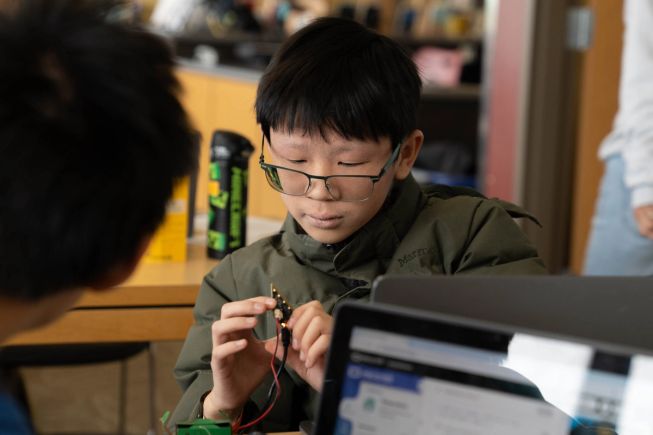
[240,322,290,435]
[260,333,288,413]
[238,325,285,434]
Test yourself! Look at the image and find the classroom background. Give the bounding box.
[0,0,632,433]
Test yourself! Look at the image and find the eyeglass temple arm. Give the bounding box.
[259,135,266,164]
[378,143,402,175]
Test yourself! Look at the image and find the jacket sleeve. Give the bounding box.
[453,199,549,275]
[168,255,239,426]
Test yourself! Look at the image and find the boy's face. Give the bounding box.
[267,129,415,244]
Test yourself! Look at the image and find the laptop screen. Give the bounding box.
[316,302,653,435]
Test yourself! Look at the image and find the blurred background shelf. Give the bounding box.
[421,83,480,100]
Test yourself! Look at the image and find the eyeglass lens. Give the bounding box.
[264,167,375,201]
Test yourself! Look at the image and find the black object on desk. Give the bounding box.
[207,130,254,259]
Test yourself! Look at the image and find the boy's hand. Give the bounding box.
[204,296,277,419]
[265,300,333,392]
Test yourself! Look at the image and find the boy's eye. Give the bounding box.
[286,159,306,164]
[338,161,366,167]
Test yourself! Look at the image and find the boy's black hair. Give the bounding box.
[0,0,197,299]
[256,17,422,147]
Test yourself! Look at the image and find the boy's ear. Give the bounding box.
[394,129,424,180]
[89,235,152,291]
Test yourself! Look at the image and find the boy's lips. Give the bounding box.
[304,213,344,229]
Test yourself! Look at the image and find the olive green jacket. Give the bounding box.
[171,175,547,431]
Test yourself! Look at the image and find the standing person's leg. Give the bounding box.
[584,155,653,275]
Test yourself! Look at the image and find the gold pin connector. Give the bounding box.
[270,283,293,324]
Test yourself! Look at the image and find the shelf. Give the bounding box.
[394,35,483,48]
[421,84,480,100]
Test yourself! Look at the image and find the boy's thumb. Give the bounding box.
[263,338,305,375]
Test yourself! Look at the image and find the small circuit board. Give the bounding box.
[271,284,293,328]
[176,419,231,435]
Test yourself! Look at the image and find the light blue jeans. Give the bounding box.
[584,155,653,275]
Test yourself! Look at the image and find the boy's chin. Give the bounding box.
[304,227,354,245]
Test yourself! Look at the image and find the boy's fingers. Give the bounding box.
[211,317,257,345]
[287,300,321,329]
[220,297,276,319]
[290,305,321,348]
[305,335,331,368]
[300,316,328,354]
[287,345,325,391]
[274,345,306,377]
[264,338,306,378]
[211,339,247,366]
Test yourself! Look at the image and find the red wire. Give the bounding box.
[234,321,283,433]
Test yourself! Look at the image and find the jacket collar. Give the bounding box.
[281,174,426,281]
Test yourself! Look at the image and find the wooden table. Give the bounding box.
[6,216,282,346]
[6,242,218,346]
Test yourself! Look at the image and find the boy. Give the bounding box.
[172,17,546,431]
[0,0,196,432]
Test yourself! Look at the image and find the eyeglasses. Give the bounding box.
[259,136,401,202]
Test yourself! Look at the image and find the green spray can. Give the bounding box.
[207,131,254,259]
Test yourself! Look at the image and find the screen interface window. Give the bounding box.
[335,327,653,435]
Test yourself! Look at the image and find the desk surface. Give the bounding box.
[78,242,218,308]
[7,217,282,346]
[6,242,218,346]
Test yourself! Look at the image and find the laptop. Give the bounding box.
[313,300,653,434]
[371,275,653,355]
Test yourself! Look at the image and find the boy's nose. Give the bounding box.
[306,178,333,201]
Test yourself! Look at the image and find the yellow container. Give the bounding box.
[143,177,190,263]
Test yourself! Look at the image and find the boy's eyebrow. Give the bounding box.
[331,145,356,154]
[303,144,361,155]
[272,141,308,150]
[272,139,371,155]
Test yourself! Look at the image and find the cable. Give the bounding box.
[258,284,293,417]
[234,285,293,433]
[234,321,283,433]
[260,335,288,413]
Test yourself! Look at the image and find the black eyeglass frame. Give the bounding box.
[258,135,403,202]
